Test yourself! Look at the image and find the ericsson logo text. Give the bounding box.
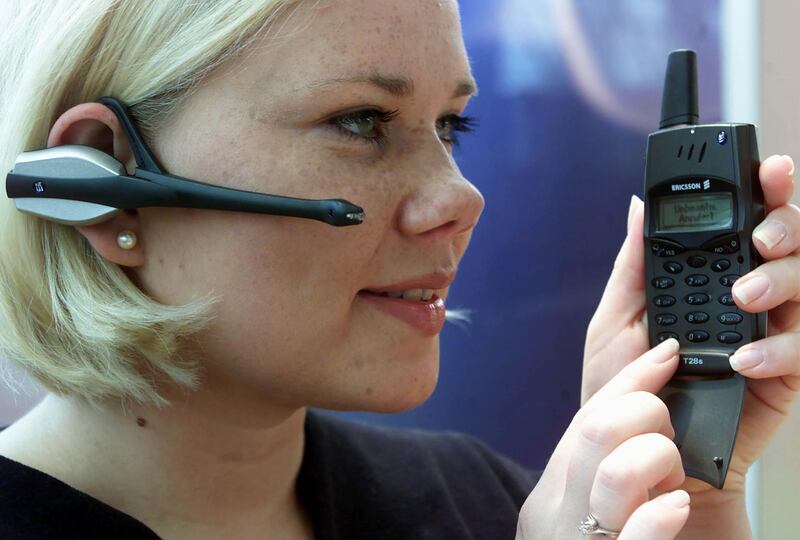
[671,182,702,191]
[671,180,711,192]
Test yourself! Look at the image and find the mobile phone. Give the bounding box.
[643,49,765,488]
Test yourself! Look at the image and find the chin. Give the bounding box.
[368,365,439,414]
[320,347,441,414]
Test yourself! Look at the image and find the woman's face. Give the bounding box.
[135,0,484,413]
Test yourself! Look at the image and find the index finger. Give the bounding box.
[760,154,795,212]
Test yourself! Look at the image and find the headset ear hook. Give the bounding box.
[98,96,164,174]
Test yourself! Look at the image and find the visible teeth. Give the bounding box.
[400,289,434,301]
[373,289,435,301]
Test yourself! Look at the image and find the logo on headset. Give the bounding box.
[33,180,45,193]
[671,180,711,192]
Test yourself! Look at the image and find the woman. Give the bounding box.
[0,1,796,538]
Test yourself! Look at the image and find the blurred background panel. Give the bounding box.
[6,1,800,537]
[343,0,723,471]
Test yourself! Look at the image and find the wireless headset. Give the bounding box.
[5,97,365,227]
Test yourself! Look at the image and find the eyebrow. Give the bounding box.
[303,72,479,99]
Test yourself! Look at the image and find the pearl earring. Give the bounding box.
[116,230,137,250]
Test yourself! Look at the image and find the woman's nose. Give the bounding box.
[397,170,485,239]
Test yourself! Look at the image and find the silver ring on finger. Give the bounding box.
[578,512,621,538]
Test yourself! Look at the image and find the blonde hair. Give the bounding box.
[0,0,303,408]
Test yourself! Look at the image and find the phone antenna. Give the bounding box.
[659,49,699,129]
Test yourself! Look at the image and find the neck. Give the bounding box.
[9,384,311,538]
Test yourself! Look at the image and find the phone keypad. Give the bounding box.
[649,235,749,348]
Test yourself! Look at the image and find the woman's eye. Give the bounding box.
[328,108,399,147]
[326,109,477,149]
[436,114,478,148]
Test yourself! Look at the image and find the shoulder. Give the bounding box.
[300,409,542,539]
[0,452,159,539]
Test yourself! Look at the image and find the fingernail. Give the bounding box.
[653,338,680,363]
[665,490,690,509]
[730,348,764,371]
[732,275,770,304]
[753,220,788,250]
[784,155,795,177]
[627,195,640,234]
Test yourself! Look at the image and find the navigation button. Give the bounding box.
[711,259,731,272]
[687,255,707,268]
[663,262,683,274]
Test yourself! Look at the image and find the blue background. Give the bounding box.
[341,0,722,471]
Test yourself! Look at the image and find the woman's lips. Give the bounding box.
[358,290,447,336]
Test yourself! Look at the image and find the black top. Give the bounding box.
[0,410,541,539]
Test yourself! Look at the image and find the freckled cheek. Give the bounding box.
[219,224,377,325]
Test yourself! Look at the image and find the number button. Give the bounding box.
[656,313,677,326]
[719,274,740,287]
[718,312,743,324]
[685,293,710,305]
[663,262,683,274]
[717,331,743,344]
[686,330,710,343]
[651,277,675,289]
[685,274,709,287]
[719,293,736,306]
[657,332,679,343]
[685,311,709,324]
[711,259,731,272]
[687,255,707,268]
[654,295,676,307]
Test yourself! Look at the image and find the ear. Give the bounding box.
[48,102,144,267]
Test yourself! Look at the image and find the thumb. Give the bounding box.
[588,195,646,339]
[584,338,680,409]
